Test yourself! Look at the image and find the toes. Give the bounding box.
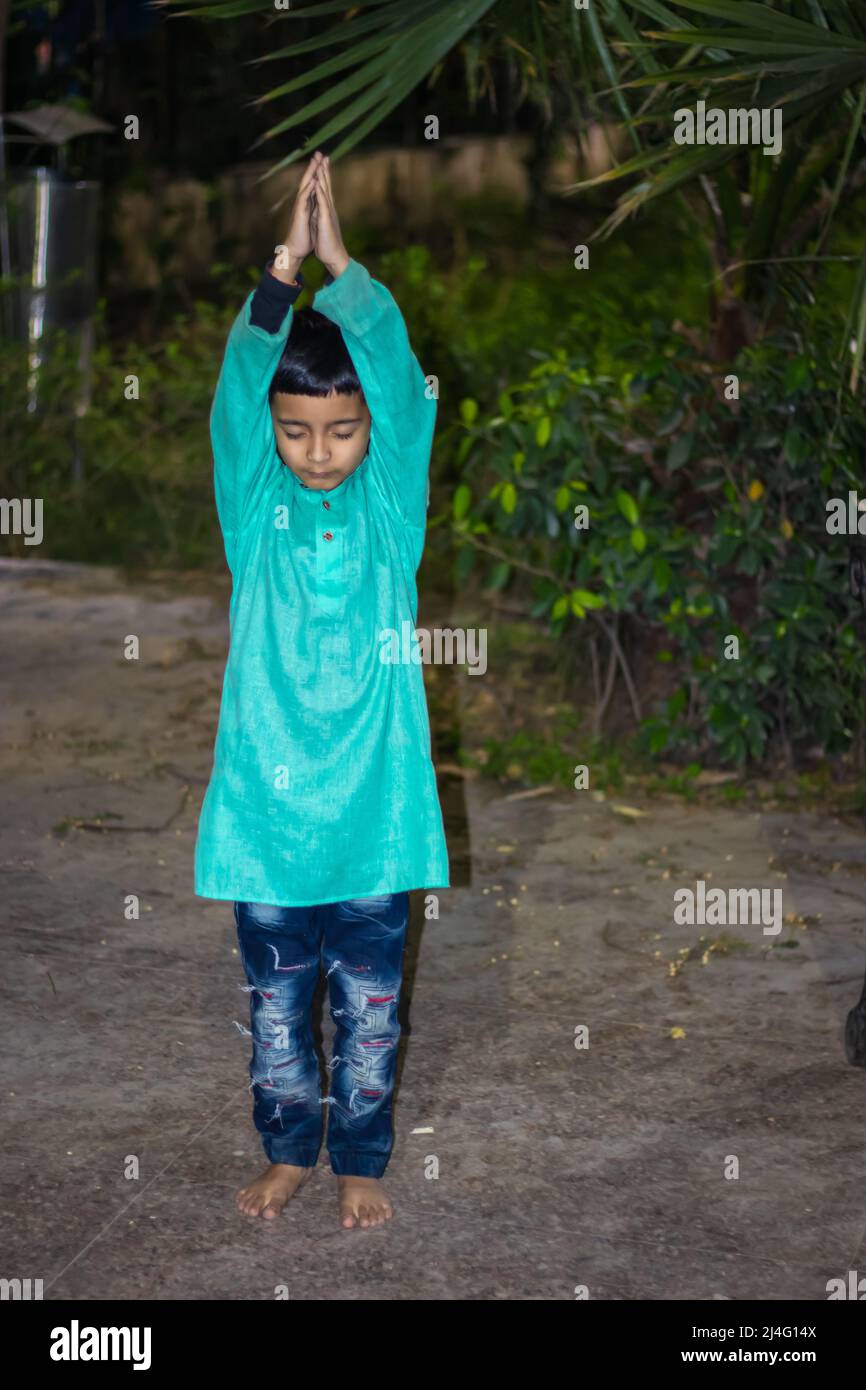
[337,1182,393,1229]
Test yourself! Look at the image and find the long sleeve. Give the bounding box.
[210,266,303,573]
[312,259,436,531]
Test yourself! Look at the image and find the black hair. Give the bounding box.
[268,306,363,401]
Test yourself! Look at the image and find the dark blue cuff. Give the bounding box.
[250,261,305,331]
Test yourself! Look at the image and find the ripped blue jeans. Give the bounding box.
[234,893,410,1178]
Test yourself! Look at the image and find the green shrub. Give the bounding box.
[0,279,244,569]
[452,316,866,768]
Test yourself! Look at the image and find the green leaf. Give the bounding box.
[455,544,474,582]
[552,595,570,621]
[784,427,811,467]
[453,484,471,521]
[631,527,648,553]
[572,588,606,610]
[648,727,669,754]
[501,482,518,514]
[653,556,673,594]
[456,435,473,466]
[783,357,811,394]
[616,488,640,525]
[536,416,552,447]
[460,398,478,425]
[668,688,687,717]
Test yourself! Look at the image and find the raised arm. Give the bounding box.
[312,260,436,528]
[211,275,302,571]
[210,155,319,573]
[308,155,436,530]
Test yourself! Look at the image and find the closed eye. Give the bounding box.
[282,430,356,441]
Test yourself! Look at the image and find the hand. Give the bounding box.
[271,153,323,283]
[311,155,350,279]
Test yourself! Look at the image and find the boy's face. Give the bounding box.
[270,390,371,491]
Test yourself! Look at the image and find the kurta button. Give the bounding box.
[323,530,333,541]
[322,500,331,510]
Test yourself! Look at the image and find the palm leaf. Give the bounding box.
[586,2,866,213]
[160,0,499,173]
[256,1,499,178]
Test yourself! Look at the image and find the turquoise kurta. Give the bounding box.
[194,259,450,906]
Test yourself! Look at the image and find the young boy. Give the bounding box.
[194,152,450,1229]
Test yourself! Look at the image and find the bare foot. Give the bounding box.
[337,1175,393,1229]
[236,1163,314,1220]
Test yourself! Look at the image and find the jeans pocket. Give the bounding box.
[238,901,299,929]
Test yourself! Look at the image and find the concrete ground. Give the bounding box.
[2,557,866,1301]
